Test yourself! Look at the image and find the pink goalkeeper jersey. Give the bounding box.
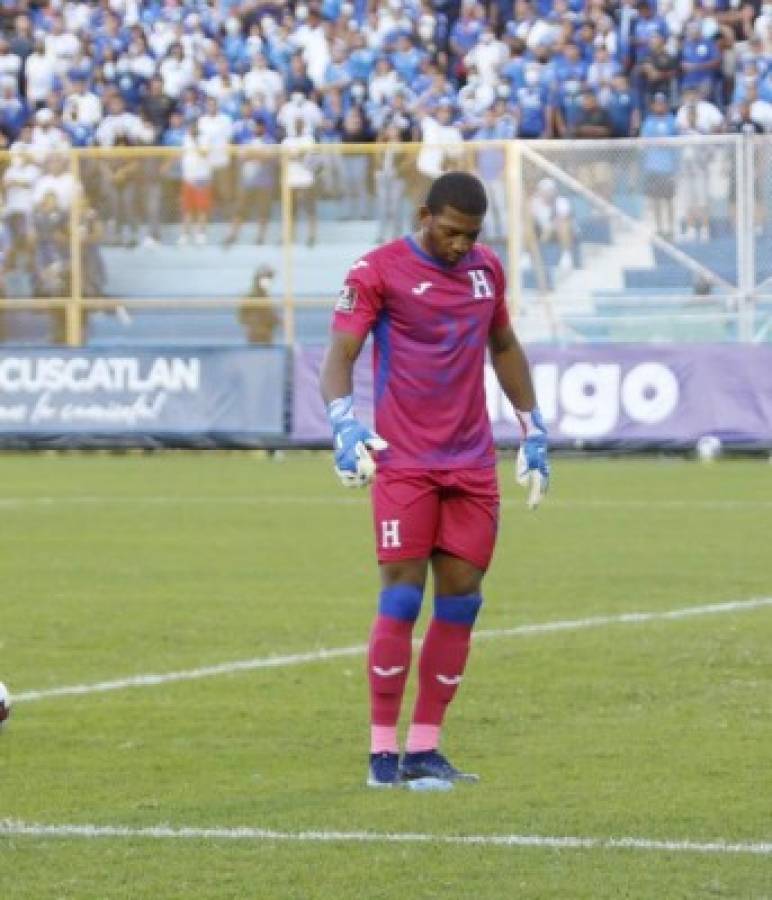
[331,236,511,470]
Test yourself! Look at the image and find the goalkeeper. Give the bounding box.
[319,172,550,789]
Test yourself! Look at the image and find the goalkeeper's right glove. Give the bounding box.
[515,407,550,510]
[327,395,387,488]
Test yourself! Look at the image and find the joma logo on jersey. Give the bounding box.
[468,269,493,300]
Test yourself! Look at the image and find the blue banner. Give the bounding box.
[0,347,286,446]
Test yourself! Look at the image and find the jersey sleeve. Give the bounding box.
[331,256,384,338]
[487,249,511,332]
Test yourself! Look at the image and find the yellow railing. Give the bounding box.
[0,141,520,346]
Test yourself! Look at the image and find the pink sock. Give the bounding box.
[368,614,413,753]
[408,617,473,751]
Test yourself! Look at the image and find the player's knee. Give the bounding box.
[379,584,423,623]
[434,594,482,627]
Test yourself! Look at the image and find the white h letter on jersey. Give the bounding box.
[468,269,493,300]
[381,519,401,549]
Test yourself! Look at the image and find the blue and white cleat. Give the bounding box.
[366,751,402,788]
[400,750,479,784]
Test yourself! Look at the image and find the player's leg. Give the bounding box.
[366,472,439,787]
[401,469,499,783]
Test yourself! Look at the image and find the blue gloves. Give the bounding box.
[515,408,550,509]
[328,395,387,487]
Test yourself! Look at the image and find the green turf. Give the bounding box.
[1,454,770,898]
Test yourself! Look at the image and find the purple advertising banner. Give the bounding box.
[293,344,772,447]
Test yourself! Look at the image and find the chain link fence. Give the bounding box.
[0,136,768,346]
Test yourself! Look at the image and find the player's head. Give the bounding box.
[419,171,488,265]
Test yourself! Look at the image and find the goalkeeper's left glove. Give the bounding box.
[515,407,550,510]
[327,395,387,488]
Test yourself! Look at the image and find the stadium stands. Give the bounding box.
[0,0,771,345]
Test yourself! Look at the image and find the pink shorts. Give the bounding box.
[372,468,500,571]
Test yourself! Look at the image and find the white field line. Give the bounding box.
[0,820,770,856]
[1,495,772,510]
[12,597,772,705]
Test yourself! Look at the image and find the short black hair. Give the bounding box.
[426,171,488,217]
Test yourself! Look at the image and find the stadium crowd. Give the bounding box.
[0,0,770,316]
[0,0,769,154]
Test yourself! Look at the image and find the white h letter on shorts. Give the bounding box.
[381,519,402,549]
[468,269,493,300]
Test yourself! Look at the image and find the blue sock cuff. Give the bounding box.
[379,584,423,622]
[434,594,482,626]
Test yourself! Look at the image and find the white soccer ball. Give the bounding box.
[0,681,10,729]
[696,435,722,463]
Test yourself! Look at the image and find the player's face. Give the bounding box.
[419,205,484,265]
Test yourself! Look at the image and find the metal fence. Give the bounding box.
[0,135,769,347]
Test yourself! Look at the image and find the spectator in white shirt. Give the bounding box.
[32,153,77,211]
[293,6,330,87]
[204,57,243,102]
[282,129,319,246]
[368,57,401,105]
[198,96,234,215]
[160,43,195,100]
[243,53,284,111]
[45,14,81,76]
[754,2,772,40]
[30,108,71,162]
[180,120,214,245]
[3,147,39,265]
[464,29,507,85]
[416,100,464,182]
[278,92,323,137]
[62,76,103,128]
[24,39,57,108]
[95,96,146,146]
[123,38,156,82]
[675,88,725,133]
[0,37,21,85]
[744,82,772,131]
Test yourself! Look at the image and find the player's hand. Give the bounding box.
[515,408,550,510]
[328,396,388,488]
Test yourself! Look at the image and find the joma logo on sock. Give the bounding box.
[372,665,405,678]
[436,673,463,686]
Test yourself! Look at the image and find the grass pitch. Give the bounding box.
[0,453,770,899]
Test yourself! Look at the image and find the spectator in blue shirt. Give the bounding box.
[554,43,588,84]
[640,92,679,236]
[680,20,722,100]
[630,0,668,67]
[391,34,425,84]
[553,78,585,137]
[516,66,552,138]
[0,82,27,140]
[448,0,485,70]
[501,37,528,92]
[347,32,378,83]
[473,105,514,240]
[604,74,641,136]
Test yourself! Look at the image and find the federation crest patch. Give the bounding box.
[335,284,357,314]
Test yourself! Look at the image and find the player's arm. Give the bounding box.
[488,323,550,508]
[320,323,387,488]
[320,329,364,406]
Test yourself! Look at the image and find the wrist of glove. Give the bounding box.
[515,407,550,510]
[328,395,387,488]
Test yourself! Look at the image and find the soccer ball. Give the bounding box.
[695,435,722,463]
[0,681,10,729]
